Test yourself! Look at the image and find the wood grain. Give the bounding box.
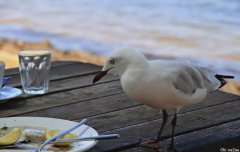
[92,99,240,151]
[81,91,240,132]
[0,81,123,117]
[121,120,240,152]
[6,62,101,87]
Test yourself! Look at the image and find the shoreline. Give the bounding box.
[0,38,239,96]
[0,39,106,69]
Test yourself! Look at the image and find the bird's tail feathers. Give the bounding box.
[215,74,234,89]
[215,74,234,79]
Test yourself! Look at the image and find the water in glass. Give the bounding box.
[18,50,51,94]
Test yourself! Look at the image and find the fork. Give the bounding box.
[37,118,87,152]
[0,134,120,149]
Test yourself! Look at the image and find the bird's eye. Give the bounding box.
[109,59,115,64]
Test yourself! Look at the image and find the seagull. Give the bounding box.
[93,47,234,151]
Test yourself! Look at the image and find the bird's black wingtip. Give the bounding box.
[226,75,234,79]
[215,74,234,89]
[215,74,234,79]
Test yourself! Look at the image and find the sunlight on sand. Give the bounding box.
[0,39,105,69]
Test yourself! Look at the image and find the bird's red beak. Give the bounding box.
[93,68,112,84]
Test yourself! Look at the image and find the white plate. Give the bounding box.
[0,87,22,102]
[0,117,98,152]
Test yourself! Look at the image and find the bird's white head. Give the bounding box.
[93,47,147,84]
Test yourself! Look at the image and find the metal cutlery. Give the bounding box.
[0,134,120,149]
[37,118,87,152]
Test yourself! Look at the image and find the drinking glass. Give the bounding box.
[18,50,51,94]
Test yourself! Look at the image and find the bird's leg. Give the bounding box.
[155,110,168,143]
[140,109,168,149]
[168,112,177,152]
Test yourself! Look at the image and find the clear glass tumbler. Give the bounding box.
[18,50,51,94]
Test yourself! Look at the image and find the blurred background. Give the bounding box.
[0,0,239,94]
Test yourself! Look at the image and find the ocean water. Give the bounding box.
[0,0,240,79]
[0,0,240,57]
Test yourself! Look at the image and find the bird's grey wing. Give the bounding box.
[194,65,221,92]
[172,64,204,95]
[172,61,222,94]
[152,60,220,94]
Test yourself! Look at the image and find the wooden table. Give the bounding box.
[2,61,240,152]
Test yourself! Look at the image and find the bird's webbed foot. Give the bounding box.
[140,138,160,149]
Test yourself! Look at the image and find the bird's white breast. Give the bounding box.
[120,65,179,110]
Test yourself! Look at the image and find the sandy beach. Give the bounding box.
[0,38,105,69]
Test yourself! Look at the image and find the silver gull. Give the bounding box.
[93,47,234,151]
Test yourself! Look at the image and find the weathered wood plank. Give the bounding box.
[119,147,156,152]
[5,61,79,75]
[88,99,240,151]
[20,93,139,120]
[122,120,240,152]
[6,63,116,98]
[48,74,117,93]
[19,74,118,98]
[0,81,123,117]
[161,120,240,152]
[16,91,239,129]
[79,91,240,132]
[186,137,240,152]
[107,99,240,137]
[6,62,102,87]
[90,137,140,152]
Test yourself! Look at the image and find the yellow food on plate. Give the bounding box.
[46,129,77,146]
[0,128,22,146]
